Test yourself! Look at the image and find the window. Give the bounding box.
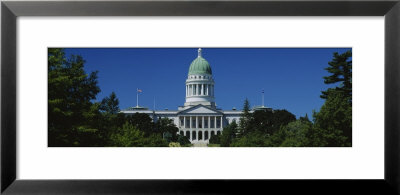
[192,119,196,128]
[186,118,190,128]
[199,85,202,95]
[199,118,202,128]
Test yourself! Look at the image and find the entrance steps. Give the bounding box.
[192,142,208,147]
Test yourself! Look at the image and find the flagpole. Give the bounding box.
[136,88,139,107]
[262,89,264,107]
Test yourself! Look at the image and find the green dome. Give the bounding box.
[188,56,212,75]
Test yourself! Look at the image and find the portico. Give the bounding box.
[178,113,223,143]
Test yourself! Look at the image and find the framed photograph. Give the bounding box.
[2,0,400,194]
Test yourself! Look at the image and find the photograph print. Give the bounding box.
[48,48,352,147]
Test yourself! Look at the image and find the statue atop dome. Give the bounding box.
[198,48,202,58]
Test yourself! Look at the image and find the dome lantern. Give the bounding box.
[188,48,212,75]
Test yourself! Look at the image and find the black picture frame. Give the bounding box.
[1,0,399,194]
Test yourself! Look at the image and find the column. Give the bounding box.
[196,130,199,141]
[206,84,208,96]
[190,116,192,129]
[208,116,211,129]
[202,84,205,95]
[214,116,217,129]
[196,116,198,129]
[184,116,186,128]
[202,116,205,129]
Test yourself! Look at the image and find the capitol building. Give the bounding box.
[122,48,268,144]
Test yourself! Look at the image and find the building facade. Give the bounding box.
[122,48,248,144]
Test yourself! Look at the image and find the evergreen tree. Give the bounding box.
[100,92,120,114]
[48,48,101,146]
[238,98,251,136]
[321,50,352,101]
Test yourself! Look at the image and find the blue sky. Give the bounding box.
[64,48,351,118]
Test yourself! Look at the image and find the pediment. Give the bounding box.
[178,105,222,115]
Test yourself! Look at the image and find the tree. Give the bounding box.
[279,120,312,147]
[321,50,352,101]
[238,98,251,136]
[313,50,352,147]
[48,48,101,146]
[230,131,269,147]
[126,113,155,136]
[110,122,146,147]
[271,109,296,133]
[110,122,168,147]
[248,110,274,135]
[220,121,238,147]
[313,91,352,146]
[100,92,120,114]
[155,118,179,142]
[177,135,191,146]
[209,134,221,144]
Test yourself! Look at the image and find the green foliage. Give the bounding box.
[209,134,221,144]
[110,123,168,147]
[220,121,238,147]
[313,91,352,146]
[321,50,352,101]
[155,118,179,142]
[100,92,120,114]
[125,113,155,136]
[238,98,251,136]
[231,131,270,147]
[177,134,191,146]
[279,120,312,147]
[144,133,169,147]
[48,48,101,146]
[110,122,146,147]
